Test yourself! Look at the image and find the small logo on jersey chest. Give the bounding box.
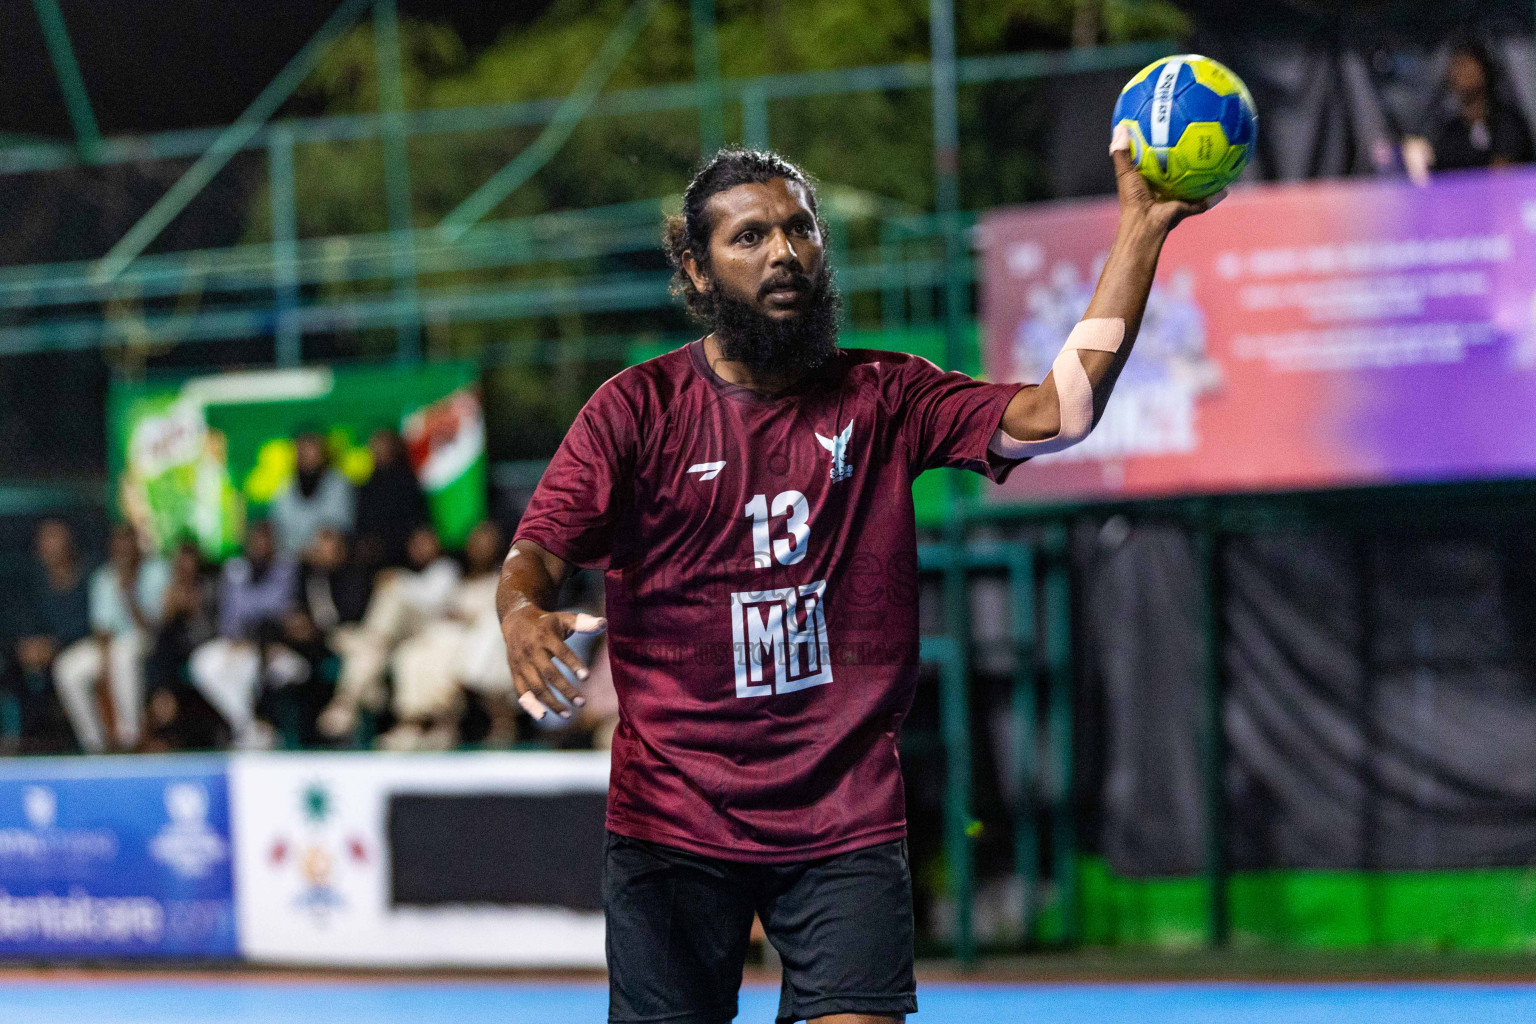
[687,461,726,481]
[815,421,854,482]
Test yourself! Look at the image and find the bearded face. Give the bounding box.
[684,178,842,381]
[698,257,841,378]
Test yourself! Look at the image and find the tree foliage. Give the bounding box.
[249,0,1188,458]
[269,0,1188,230]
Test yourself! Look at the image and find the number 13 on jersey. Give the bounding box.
[732,491,831,698]
[745,490,809,568]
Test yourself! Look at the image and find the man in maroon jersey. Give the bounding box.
[500,135,1217,1024]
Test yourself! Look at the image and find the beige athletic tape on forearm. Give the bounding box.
[990,317,1126,458]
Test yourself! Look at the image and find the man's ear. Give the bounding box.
[681,250,711,294]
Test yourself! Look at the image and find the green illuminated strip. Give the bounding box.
[1077,856,1536,950]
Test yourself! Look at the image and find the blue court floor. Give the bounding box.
[4,980,1536,1023]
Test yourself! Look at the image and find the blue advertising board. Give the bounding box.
[0,755,237,958]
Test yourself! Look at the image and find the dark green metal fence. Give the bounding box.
[0,0,1175,364]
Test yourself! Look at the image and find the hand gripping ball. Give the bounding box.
[1112,54,1258,201]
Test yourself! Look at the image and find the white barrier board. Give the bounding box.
[230,751,609,967]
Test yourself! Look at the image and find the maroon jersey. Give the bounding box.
[515,339,1025,861]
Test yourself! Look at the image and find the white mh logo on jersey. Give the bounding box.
[815,420,854,482]
[687,461,726,481]
[730,580,832,698]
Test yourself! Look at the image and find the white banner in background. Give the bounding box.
[229,751,608,967]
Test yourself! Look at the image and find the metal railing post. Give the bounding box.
[31,0,101,163]
[690,0,724,154]
[1043,523,1076,945]
[740,82,769,149]
[939,517,976,965]
[1009,542,1040,942]
[374,0,422,362]
[828,212,850,330]
[268,126,301,367]
[930,0,963,516]
[879,221,905,332]
[1197,511,1230,947]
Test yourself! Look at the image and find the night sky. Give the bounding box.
[0,0,554,140]
[6,1,1533,141]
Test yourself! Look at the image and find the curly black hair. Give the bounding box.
[664,148,823,320]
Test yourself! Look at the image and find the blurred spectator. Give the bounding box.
[53,524,169,753]
[378,520,508,751]
[142,541,228,751]
[1404,40,1534,185]
[259,526,372,746]
[269,428,354,557]
[318,524,460,740]
[264,606,335,749]
[354,427,431,571]
[3,519,89,752]
[188,520,302,748]
[298,526,372,633]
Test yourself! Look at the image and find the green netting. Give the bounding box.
[1078,856,1536,951]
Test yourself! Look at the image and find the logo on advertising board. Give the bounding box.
[0,785,118,867]
[266,783,370,923]
[149,783,228,880]
[0,765,237,958]
[114,363,487,558]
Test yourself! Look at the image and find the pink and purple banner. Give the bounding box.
[980,166,1536,502]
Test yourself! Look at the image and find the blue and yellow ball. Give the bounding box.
[1112,54,1258,202]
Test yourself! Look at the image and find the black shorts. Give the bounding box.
[603,831,917,1024]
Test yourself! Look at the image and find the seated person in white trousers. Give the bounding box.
[383,522,616,751]
[54,524,170,753]
[378,521,507,749]
[318,524,460,739]
[188,520,301,748]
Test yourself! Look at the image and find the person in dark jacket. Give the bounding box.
[1404,39,1534,184]
[3,519,90,752]
[261,526,373,746]
[353,428,430,571]
[141,540,228,751]
[297,526,373,633]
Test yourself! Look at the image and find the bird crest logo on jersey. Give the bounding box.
[815,420,854,482]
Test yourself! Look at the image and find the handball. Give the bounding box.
[1112,54,1257,202]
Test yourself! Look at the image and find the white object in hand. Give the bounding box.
[518,613,606,721]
